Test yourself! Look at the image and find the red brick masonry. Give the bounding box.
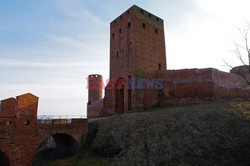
[0,93,87,166]
[87,5,250,119]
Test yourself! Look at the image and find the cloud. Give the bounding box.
[54,0,107,27]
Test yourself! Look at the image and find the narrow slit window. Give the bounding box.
[116,51,119,58]
[142,23,146,29]
[119,29,122,33]
[158,64,161,71]
[25,120,30,125]
[128,22,131,28]
[128,76,132,111]
[155,29,158,34]
[112,33,115,38]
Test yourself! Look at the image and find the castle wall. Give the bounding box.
[102,85,115,116]
[16,93,39,128]
[0,98,16,118]
[159,68,214,103]
[143,89,160,108]
[158,68,250,104]
[89,67,250,118]
[211,69,250,98]
[0,93,88,166]
[87,99,103,118]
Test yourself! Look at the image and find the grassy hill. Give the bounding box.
[48,101,250,166]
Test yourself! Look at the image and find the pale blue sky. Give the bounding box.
[0,0,249,115]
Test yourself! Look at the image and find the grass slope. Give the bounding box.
[48,101,250,166]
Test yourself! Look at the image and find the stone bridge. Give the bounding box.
[0,93,88,166]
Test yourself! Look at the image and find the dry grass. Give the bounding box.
[48,101,250,166]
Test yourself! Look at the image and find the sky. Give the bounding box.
[0,0,250,116]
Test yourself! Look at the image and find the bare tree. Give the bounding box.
[222,23,250,126]
[237,22,250,66]
[224,22,250,86]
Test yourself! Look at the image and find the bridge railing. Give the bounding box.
[37,115,87,125]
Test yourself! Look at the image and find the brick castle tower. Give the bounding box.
[88,5,167,117]
[108,5,166,112]
[88,5,250,119]
[109,5,166,79]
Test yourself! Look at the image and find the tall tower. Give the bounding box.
[110,5,166,79]
[103,5,167,114]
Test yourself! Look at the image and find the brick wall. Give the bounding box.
[0,93,88,166]
[158,68,250,104]
[212,69,250,98]
[0,118,87,166]
[0,98,16,118]
[87,99,103,118]
[159,68,214,104]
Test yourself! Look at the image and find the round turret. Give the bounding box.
[88,74,103,104]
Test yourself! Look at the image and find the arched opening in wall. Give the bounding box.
[0,150,9,166]
[115,78,124,113]
[32,133,78,166]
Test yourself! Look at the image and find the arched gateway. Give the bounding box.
[0,93,88,166]
[32,133,80,165]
